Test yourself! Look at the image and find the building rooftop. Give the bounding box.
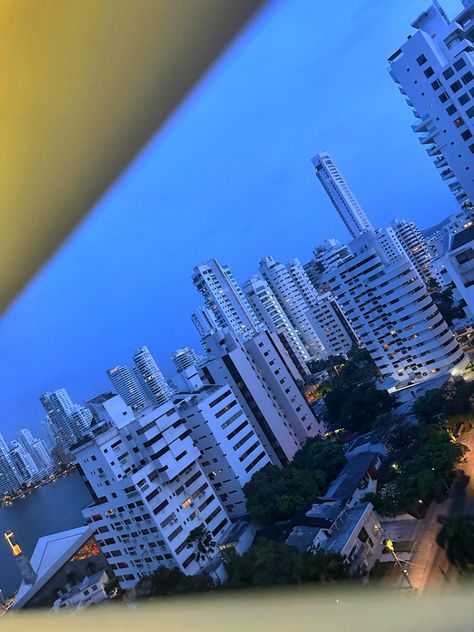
[86,393,116,405]
[325,504,369,553]
[305,500,343,525]
[285,526,322,553]
[451,225,474,251]
[323,452,377,502]
[13,525,94,610]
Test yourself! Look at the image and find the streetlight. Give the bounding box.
[385,538,414,590]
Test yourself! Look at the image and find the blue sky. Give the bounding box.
[0,0,463,436]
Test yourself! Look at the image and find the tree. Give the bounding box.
[225,539,348,588]
[292,437,347,482]
[244,464,326,524]
[185,525,216,575]
[437,516,474,569]
[413,389,445,425]
[143,566,213,597]
[326,384,394,433]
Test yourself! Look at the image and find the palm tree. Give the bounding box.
[184,525,218,581]
[437,515,474,569]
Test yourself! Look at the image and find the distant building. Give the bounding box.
[389,218,434,283]
[306,292,358,357]
[39,389,92,449]
[171,347,200,373]
[388,0,474,205]
[311,152,373,238]
[192,258,263,342]
[106,365,149,411]
[0,434,22,496]
[133,345,173,406]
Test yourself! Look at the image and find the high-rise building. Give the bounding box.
[0,434,21,496]
[306,292,358,357]
[327,229,467,385]
[10,440,39,482]
[175,385,272,518]
[286,258,320,307]
[311,152,373,238]
[441,223,474,317]
[388,1,474,205]
[259,256,324,359]
[199,329,326,464]
[39,389,92,449]
[389,218,434,282]
[73,399,231,590]
[243,275,310,375]
[133,345,173,406]
[191,306,219,339]
[171,347,200,373]
[106,365,149,411]
[303,239,352,293]
[16,429,53,473]
[192,258,263,342]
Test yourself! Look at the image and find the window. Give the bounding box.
[454,58,466,72]
[443,67,454,80]
[467,105,474,118]
[470,143,474,153]
[459,92,471,105]
[454,116,464,128]
[446,104,457,115]
[424,66,434,78]
[451,80,462,93]
[439,91,449,103]
[462,129,473,141]
[416,54,427,66]
[431,78,441,90]
[462,71,473,85]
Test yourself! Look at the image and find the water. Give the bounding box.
[0,469,92,598]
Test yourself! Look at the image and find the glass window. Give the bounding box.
[462,129,473,141]
[451,80,463,92]
[454,58,466,71]
[443,67,454,80]
[431,79,441,90]
[416,54,427,66]
[459,93,470,105]
[467,105,474,118]
[424,66,434,78]
[454,116,464,128]
[439,92,449,103]
[446,104,457,115]
[462,71,473,85]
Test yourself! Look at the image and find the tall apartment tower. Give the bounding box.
[175,385,272,518]
[311,152,374,238]
[106,365,149,410]
[306,293,359,358]
[389,218,434,282]
[388,1,474,205]
[0,435,21,496]
[39,388,92,449]
[286,258,320,307]
[171,347,200,373]
[243,276,310,376]
[73,400,231,590]
[199,329,325,464]
[192,258,264,342]
[327,230,466,385]
[133,345,173,406]
[259,256,324,359]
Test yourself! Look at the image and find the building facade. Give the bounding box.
[389,1,474,205]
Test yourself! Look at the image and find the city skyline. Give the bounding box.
[0,0,464,432]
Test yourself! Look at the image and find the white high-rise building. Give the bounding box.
[133,345,173,406]
[286,258,320,308]
[389,219,434,282]
[304,239,352,293]
[106,365,149,411]
[243,276,310,376]
[192,258,264,342]
[73,399,231,590]
[199,329,326,464]
[0,434,21,496]
[441,223,474,317]
[306,292,358,358]
[388,1,474,205]
[39,389,92,449]
[171,347,200,373]
[327,230,467,385]
[16,429,53,473]
[175,385,272,518]
[191,306,219,339]
[311,152,374,238]
[259,256,324,359]
[9,440,39,482]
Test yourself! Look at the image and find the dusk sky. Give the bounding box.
[0,0,463,436]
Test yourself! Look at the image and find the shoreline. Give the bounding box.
[0,465,76,508]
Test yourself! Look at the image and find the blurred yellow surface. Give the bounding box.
[0,0,261,312]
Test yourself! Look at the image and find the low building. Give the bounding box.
[12,526,111,610]
[53,569,109,610]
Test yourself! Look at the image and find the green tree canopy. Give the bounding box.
[292,437,347,482]
[437,516,474,569]
[412,388,445,424]
[244,464,326,524]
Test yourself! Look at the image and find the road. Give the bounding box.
[402,428,474,592]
